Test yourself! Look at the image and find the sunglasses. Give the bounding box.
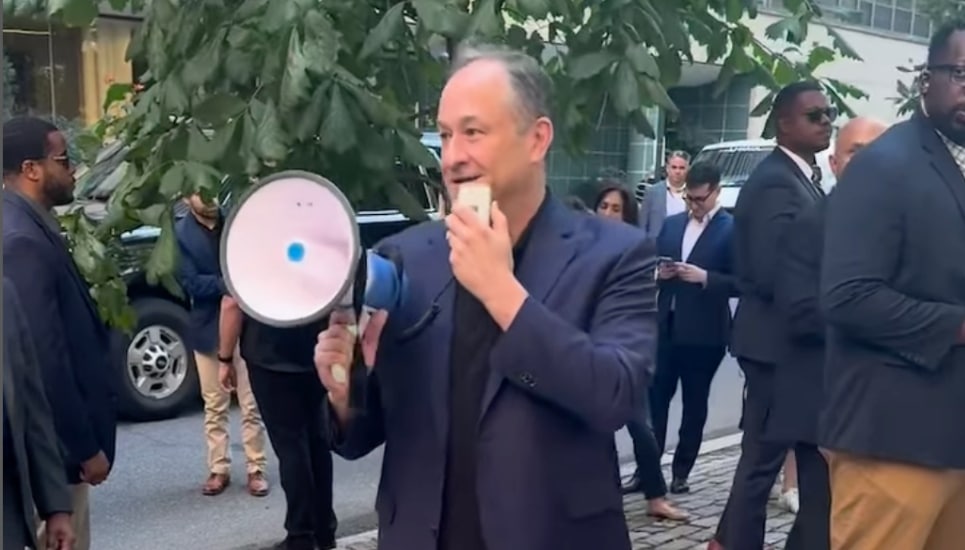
[804,107,838,124]
[928,64,965,85]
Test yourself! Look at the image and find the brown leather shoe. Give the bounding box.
[202,473,230,496]
[646,498,689,522]
[247,471,270,497]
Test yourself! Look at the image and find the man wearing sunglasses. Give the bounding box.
[710,81,835,550]
[817,22,965,549]
[3,116,117,550]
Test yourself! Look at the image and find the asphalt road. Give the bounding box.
[90,354,745,550]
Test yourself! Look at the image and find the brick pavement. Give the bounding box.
[334,444,796,550]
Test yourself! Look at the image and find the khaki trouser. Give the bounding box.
[827,450,965,550]
[36,483,89,550]
[194,351,267,475]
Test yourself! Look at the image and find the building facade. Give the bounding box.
[554,0,932,196]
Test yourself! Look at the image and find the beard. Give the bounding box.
[44,179,74,206]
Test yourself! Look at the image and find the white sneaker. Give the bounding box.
[780,488,800,514]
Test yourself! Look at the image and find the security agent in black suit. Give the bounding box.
[3,278,75,550]
[2,117,117,550]
[712,81,834,550]
[769,117,886,550]
[818,23,965,548]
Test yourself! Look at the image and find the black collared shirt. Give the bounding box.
[437,193,550,550]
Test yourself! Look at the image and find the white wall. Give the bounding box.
[743,15,926,137]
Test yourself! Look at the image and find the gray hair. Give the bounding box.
[449,42,553,124]
[666,150,691,163]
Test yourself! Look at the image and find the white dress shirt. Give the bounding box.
[778,145,814,181]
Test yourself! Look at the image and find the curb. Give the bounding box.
[334,431,744,547]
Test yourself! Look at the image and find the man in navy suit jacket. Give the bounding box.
[3,116,116,550]
[314,43,657,550]
[649,161,736,493]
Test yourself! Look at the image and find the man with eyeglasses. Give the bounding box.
[647,161,736,498]
[3,116,117,550]
[817,22,965,549]
[709,81,835,550]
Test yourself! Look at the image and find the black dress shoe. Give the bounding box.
[669,478,690,494]
[271,536,315,550]
[621,473,643,494]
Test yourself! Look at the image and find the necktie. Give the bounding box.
[810,165,824,194]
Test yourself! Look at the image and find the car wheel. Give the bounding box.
[114,297,199,421]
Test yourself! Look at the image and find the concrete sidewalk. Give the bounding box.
[334,442,796,550]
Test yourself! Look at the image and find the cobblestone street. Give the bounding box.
[335,444,796,550]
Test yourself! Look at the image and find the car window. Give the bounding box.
[693,148,771,188]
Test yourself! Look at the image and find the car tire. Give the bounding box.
[113,297,200,421]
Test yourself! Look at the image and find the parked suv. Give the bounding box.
[69,136,443,421]
[691,139,835,210]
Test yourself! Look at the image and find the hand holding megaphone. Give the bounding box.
[315,308,389,408]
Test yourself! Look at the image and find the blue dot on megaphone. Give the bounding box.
[287,242,306,262]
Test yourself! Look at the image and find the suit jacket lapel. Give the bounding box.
[417,224,456,451]
[773,149,823,201]
[477,197,581,426]
[4,194,102,324]
[916,113,965,222]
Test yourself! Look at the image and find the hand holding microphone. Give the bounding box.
[315,308,389,412]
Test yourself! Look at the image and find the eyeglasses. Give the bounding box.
[928,64,965,85]
[50,155,71,169]
[684,192,714,204]
[804,107,838,124]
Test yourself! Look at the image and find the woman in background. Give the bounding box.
[592,180,688,522]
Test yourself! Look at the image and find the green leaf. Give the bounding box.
[610,61,640,115]
[192,93,247,126]
[103,83,134,111]
[626,44,659,78]
[826,26,862,61]
[303,11,340,76]
[765,16,804,42]
[360,3,406,60]
[46,0,99,25]
[384,180,430,221]
[279,29,311,113]
[145,208,183,299]
[397,130,439,169]
[159,162,184,199]
[641,76,677,114]
[295,84,329,142]
[807,45,836,71]
[182,161,222,196]
[568,52,618,80]
[468,0,503,38]
[162,77,190,113]
[516,0,552,19]
[320,86,357,155]
[253,100,288,162]
[182,30,225,89]
[412,0,470,37]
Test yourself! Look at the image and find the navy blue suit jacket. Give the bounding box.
[174,213,226,354]
[332,196,657,550]
[2,192,117,483]
[655,210,737,348]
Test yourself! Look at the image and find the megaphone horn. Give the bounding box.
[220,170,406,410]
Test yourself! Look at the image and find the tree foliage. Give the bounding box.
[893,0,964,115]
[11,0,867,330]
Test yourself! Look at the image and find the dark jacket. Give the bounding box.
[2,192,117,484]
[3,278,73,550]
[819,112,965,469]
[655,209,737,348]
[174,212,227,354]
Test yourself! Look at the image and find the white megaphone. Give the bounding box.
[220,171,407,409]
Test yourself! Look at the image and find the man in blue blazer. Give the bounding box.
[314,43,657,550]
[3,116,116,550]
[649,161,736,494]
